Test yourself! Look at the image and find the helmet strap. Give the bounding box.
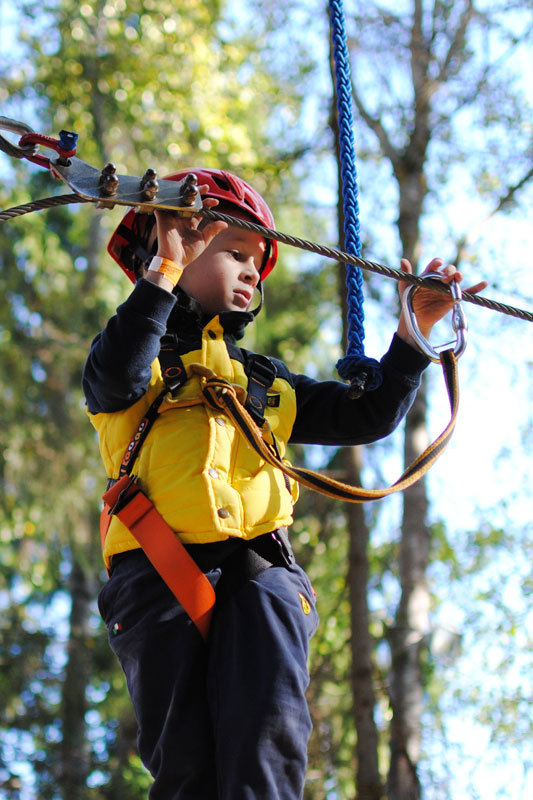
[250,281,264,317]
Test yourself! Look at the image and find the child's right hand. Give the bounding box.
[154,188,227,268]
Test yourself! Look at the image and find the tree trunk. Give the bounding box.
[60,553,92,799]
[387,16,431,782]
[387,386,429,800]
[330,43,383,791]
[346,447,384,800]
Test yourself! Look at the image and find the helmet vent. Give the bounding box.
[213,171,246,203]
[212,175,231,191]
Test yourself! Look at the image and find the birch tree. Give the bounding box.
[328,2,532,798]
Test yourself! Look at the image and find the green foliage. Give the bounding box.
[0,0,328,797]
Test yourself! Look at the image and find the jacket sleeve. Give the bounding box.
[289,334,429,446]
[82,279,176,414]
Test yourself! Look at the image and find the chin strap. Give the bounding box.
[251,280,264,317]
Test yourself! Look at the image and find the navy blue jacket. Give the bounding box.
[83,279,429,448]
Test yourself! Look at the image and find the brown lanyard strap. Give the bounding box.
[201,349,459,502]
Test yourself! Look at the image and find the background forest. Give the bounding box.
[0,1,531,799]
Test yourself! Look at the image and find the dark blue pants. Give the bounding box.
[98,548,319,799]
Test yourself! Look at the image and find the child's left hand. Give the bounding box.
[397,257,487,345]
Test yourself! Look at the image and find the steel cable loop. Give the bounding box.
[0,117,38,159]
[0,194,531,324]
[0,116,35,135]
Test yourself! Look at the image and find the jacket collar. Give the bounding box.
[168,286,254,341]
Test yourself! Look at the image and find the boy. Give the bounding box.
[83,168,485,800]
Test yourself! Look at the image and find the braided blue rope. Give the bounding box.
[329,0,382,394]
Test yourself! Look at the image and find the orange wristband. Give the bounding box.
[148,256,183,287]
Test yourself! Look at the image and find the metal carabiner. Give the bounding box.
[401,271,468,363]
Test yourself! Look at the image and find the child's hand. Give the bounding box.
[154,188,227,268]
[397,257,487,345]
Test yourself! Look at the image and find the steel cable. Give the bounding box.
[204,209,533,323]
[0,193,531,323]
[0,194,91,220]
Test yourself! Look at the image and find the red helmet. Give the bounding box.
[107,168,278,283]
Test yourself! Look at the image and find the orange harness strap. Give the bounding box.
[101,474,215,641]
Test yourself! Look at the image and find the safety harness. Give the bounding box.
[101,334,459,640]
[100,337,284,641]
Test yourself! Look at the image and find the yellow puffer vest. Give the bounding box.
[89,316,299,568]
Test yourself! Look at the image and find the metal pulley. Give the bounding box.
[0,117,202,216]
[51,157,202,215]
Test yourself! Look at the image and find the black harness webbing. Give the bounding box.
[111,338,277,487]
[113,334,188,483]
[244,353,277,426]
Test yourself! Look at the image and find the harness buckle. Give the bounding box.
[103,474,139,516]
[401,271,468,363]
[271,528,296,566]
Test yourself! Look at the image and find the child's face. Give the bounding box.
[178,216,266,316]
